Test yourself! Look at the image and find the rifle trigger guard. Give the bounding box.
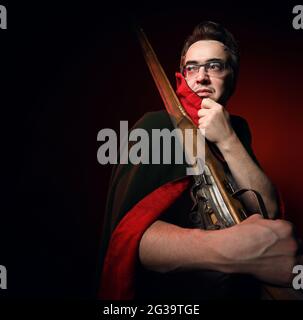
[231,188,269,219]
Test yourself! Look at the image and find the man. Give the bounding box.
[98,21,299,299]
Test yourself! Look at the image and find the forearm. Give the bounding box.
[217,133,278,218]
[139,220,231,273]
[139,216,298,286]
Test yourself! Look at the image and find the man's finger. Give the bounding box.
[201,98,217,109]
[197,108,208,117]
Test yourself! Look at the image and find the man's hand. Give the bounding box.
[212,214,299,286]
[198,98,235,146]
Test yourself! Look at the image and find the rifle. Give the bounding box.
[134,26,267,229]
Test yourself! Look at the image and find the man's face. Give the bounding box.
[183,40,231,103]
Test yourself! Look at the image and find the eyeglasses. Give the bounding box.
[182,60,229,78]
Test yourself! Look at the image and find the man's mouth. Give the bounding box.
[195,89,213,97]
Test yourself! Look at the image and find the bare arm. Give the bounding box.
[198,98,279,218]
[217,132,278,218]
[139,215,298,286]
[139,220,227,273]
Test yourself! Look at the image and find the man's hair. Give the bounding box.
[180,21,240,97]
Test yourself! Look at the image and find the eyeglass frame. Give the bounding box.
[181,59,230,78]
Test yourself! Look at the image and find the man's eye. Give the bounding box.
[186,65,198,72]
[208,62,223,70]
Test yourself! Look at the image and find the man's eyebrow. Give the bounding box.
[185,58,224,65]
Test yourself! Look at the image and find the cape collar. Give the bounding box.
[175,72,202,126]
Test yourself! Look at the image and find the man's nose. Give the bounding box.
[196,67,210,83]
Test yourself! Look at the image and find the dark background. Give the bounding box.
[0,1,303,298]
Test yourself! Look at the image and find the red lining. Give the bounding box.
[99,177,190,300]
[175,72,202,126]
